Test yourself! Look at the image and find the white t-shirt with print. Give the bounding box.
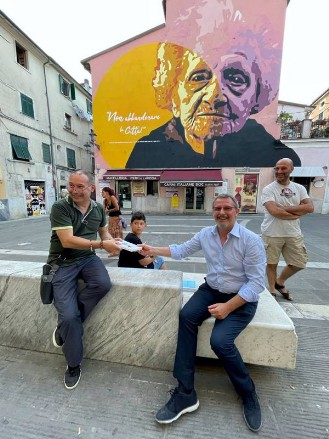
[261,181,309,237]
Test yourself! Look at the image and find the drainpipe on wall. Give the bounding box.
[43,59,58,200]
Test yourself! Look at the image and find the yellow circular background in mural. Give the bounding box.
[94,43,172,169]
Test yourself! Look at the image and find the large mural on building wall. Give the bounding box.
[94,0,301,169]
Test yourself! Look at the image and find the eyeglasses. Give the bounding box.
[213,206,236,212]
[67,184,92,193]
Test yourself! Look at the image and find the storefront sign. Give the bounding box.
[161,181,218,187]
[104,175,158,181]
[132,181,145,196]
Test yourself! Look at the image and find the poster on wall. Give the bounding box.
[234,174,259,213]
[165,188,178,198]
[132,181,145,196]
[171,193,180,208]
[214,182,226,197]
[25,181,46,216]
[94,0,301,171]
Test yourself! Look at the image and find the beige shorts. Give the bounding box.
[262,235,308,268]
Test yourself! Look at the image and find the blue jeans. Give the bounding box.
[173,282,257,397]
[153,256,165,270]
[52,255,112,367]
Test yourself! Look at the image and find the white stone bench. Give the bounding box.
[182,273,297,369]
[0,261,181,371]
[0,261,297,371]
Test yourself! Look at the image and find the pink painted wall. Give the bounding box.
[89,0,301,170]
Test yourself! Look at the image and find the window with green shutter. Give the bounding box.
[42,143,51,163]
[21,93,34,118]
[86,99,92,114]
[10,134,32,161]
[70,83,76,100]
[66,148,76,169]
[59,75,70,97]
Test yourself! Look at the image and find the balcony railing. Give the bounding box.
[310,119,329,138]
[279,119,329,140]
[280,121,302,140]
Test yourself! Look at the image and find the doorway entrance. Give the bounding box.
[117,181,132,209]
[185,187,205,211]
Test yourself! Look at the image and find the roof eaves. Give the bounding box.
[81,23,165,72]
[311,88,329,106]
[0,9,91,96]
[278,100,312,108]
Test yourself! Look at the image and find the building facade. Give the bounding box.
[275,100,329,214]
[310,88,329,124]
[82,0,328,215]
[0,11,94,221]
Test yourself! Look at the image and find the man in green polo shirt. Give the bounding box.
[48,170,121,390]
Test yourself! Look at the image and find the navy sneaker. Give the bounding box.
[64,365,81,390]
[52,327,63,348]
[242,391,262,432]
[155,387,199,424]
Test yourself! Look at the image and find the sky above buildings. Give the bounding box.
[1,0,328,105]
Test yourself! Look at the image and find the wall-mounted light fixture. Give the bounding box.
[84,129,99,153]
[312,178,325,188]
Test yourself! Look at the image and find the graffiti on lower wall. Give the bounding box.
[0,199,10,221]
[25,181,46,216]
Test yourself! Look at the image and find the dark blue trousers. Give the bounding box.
[52,255,112,367]
[173,282,257,397]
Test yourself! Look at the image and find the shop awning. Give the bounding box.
[103,170,161,180]
[160,169,223,186]
[291,167,326,177]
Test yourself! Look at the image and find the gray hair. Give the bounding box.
[212,194,239,209]
[71,170,95,185]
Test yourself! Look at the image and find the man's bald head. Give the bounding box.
[275,158,294,170]
[274,158,294,185]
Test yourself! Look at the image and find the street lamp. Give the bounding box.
[84,129,98,153]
